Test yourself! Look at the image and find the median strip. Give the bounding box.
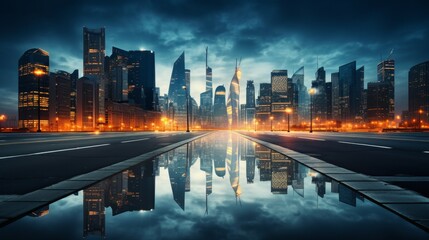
[121,138,150,143]
[338,141,392,149]
[0,144,110,160]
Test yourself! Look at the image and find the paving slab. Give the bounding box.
[68,170,117,181]
[4,189,74,202]
[342,181,404,191]
[384,203,429,220]
[326,173,377,182]
[362,190,429,204]
[313,167,355,174]
[42,180,96,190]
[0,201,47,219]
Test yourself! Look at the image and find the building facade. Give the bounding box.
[226,63,241,129]
[18,48,50,130]
[408,61,429,125]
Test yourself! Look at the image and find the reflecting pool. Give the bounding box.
[0,132,427,239]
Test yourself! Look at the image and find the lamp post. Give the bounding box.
[309,88,316,133]
[0,114,6,132]
[419,109,423,129]
[270,116,274,132]
[34,69,45,132]
[285,107,292,132]
[182,86,190,132]
[55,117,59,132]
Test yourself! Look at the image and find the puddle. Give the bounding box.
[0,132,427,239]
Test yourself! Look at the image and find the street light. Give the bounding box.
[270,116,274,132]
[285,107,292,132]
[182,86,190,132]
[0,114,6,132]
[309,88,317,133]
[55,117,59,132]
[419,109,424,129]
[34,69,45,132]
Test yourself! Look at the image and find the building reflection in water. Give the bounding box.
[75,133,366,237]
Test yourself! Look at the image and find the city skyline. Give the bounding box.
[1,1,429,118]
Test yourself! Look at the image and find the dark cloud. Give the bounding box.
[1,0,429,116]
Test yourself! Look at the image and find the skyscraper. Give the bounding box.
[128,50,156,110]
[377,60,395,120]
[367,82,389,121]
[338,61,364,123]
[245,80,256,126]
[326,82,332,120]
[271,70,289,126]
[311,67,327,121]
[108,47,129,103]
[200,47,213,128]
[168,52,186,129]
[49,70,71,131]
[408,61,429,125]
[213,85,228,127]
[76,76,99,131]
[291,67,308,123]
[226,61,241,129]
[331,72,340,121]
[256,83,271,128]
[70,69,79,129]
[18,48,50,130]
[83,27,106,120]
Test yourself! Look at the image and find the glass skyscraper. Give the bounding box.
[226,62,241,129]
[168,52,187,129]
[18,48,50,130]
[83,27,106,120]
[377,60,395,120]
[213,85,228,128]
[408,61,429,124]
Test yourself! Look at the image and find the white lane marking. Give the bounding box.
[121,138,149,143]
[0,144,110,160]
[156,136,168,138]
[298,137,326,141]
[338,141,392,149]
[424,151,429,154]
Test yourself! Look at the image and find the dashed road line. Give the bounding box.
[121,138,150,143]
[338,141,391,149]
[0,144,110,160]
[298,137,326,141]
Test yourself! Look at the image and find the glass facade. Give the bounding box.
[226,65,241,129]
[18,48,50,130]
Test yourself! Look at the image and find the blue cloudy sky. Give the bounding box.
[1,0,429,117]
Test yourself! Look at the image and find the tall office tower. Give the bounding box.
[226,61,241,129]
[70,69,79,129]
[185,69,191,93]
[168,52,187,129]
[408,61,429,125]
[76,77,99,131]
[377,59,395,120]
[108,47,129,102]
[245,80,256,126]
[83,27,106,120]
[270,70,289,128]
[49,71,71,131]
[128,50,156,110]
[326,82,332,120]
[291,67,308,123]
[256,83,272,128]
[200,47,213,128]
[83,183,106,238]
[213,85,228,127]
[311,67,327,121]
[18,48,50,130]
[331,72,340,121]
[367,82,389,121]
[355,66,365,121]
[338,61,364,123]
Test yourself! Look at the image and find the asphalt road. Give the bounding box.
[240,131,429,197]
[0,131,207,195]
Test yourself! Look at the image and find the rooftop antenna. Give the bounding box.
[317,56,319,70]
[387,48,394,60]
[238,57,242,67]
[235,58,237,69]
[206,46,208,69]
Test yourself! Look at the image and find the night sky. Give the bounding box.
[1,0,429,117]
